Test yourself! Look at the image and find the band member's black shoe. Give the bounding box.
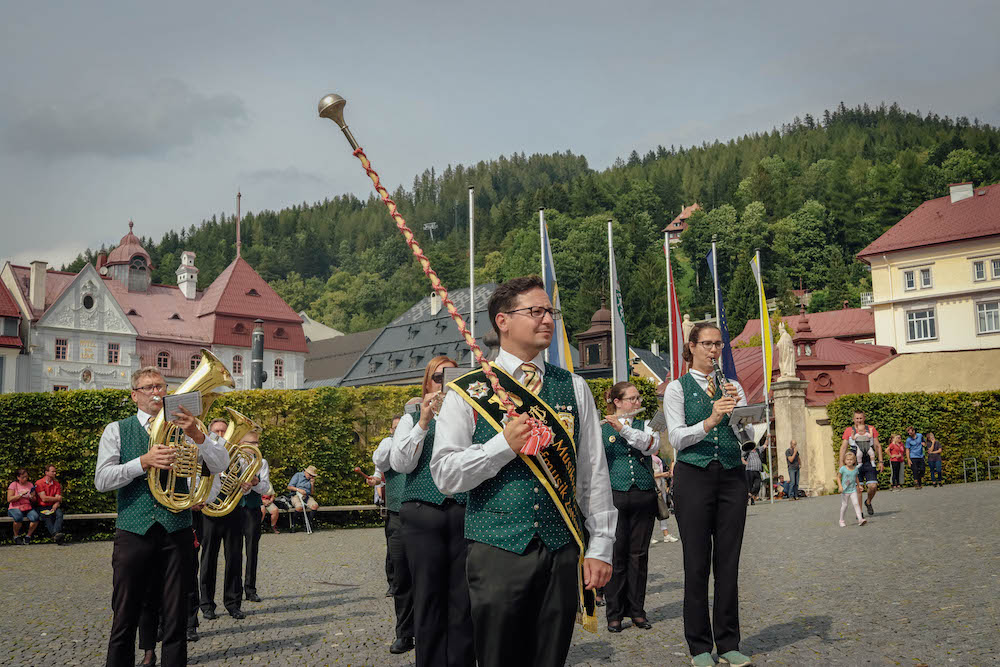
[229,609,246,619]
[607,621,623,633]
[385,587,393,598]
[136,650,156,666]
[631,617,653,629]
[202,609,217,620]
[389,637,415,654]
[186,627,200,642]
[246,592,262,602]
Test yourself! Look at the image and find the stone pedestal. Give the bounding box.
[772,378,809,494]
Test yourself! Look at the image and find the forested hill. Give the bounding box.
[66,103,1000,347]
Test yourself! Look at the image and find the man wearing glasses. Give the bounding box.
[95,366,230,667]
[431,275,616,667]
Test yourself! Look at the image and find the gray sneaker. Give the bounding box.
[719,650,753,666]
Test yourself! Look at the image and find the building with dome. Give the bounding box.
[0,221,306,393]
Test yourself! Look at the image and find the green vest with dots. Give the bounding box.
[401,420,468,506]
[676,373,743,469]
[384,469,405,513]
[603,420,655,491]
[115,415,193,534]
[464,364,580,555]
[239,490,263,509]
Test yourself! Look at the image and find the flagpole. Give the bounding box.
[468,186,476,368]
[608,219,618,381]
[755,249,775,503]
[665,231,674,380]
[711,234,720,325]
[541,208,549,363]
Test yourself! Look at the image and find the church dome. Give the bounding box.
[106,220,152,267]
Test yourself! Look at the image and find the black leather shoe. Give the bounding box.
[246,592,262,602]
[631,617,653,629]
[229,609,246,619]
[389,637,415,654]
[607,621,623,633]
[385,587,393,598]
[136,651,156,666]
[186,627,199,642]
[201,609,217,620]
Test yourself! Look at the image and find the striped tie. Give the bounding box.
[520,363,542,394]
[705,375,716,399]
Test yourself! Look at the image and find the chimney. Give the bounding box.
[176,251,199,300]
[949,182,974,204]
[29,261,47,313]
[430,292,442,316]
[651,339,659,357]
[96,253,107,274]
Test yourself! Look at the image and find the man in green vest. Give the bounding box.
[431,276,616,667]
[95,366,230,667]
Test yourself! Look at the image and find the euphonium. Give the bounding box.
[148,349,235,512]
[202,407,263,518]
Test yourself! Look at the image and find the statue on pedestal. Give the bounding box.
[682,313,694,344]
[778,324,796,379]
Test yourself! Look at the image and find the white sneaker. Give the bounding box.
[839,520,846,527]
[664,534,679,543]
[650,538,660,544]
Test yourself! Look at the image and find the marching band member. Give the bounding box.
[95,367,229,667]
[391,356,474,667]
[663,322,752,667]
[602,381,660,633]
[239,431,269,604]
[372,414,415,655]
[199,420,245,621]
[431,276,616,667]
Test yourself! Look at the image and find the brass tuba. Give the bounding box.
[148,349,235,512]
[202,407,264,518]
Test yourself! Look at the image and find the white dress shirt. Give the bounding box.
[430,347,617,564]
[244,458,270,497]
[616,416,661,456]
[664,369,747,452]
[373,435,395,475]
[390,413,428,474]
[94,409,230,492]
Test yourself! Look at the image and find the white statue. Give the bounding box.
[778,324,796,378]
[682,313,694,344]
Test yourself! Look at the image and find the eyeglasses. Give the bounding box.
[505,306,562,321]
[431,373,444,384]
[133,383,167,394]
[695,341,725,350]
[620,396,642,403]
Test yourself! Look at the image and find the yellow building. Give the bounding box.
[858,182,1000,391]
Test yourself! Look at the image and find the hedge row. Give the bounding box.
[0,377,659,513]
[827,390,1000,487]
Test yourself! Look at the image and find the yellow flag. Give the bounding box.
[749,254,773,395]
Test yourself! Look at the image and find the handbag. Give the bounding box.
[656,493,670,520]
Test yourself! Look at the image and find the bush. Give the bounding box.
[827,391,1000,487]
[0,376,661,514]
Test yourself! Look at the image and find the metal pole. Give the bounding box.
[251,319,266,389]
[665,231,674,380]
[754,250,775,503]
[540,208,549,363]
[608,219,618,381]
[468,186,476,368]
[711,236,720,325]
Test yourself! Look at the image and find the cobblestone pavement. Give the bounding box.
[2,481,998,666]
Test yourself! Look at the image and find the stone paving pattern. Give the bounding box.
[2,482,998,666]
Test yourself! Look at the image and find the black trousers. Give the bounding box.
[199,512,242,614]
[673,461,748,657]
[384,516,394,589]
[106,525,191,667]
[386,510,415,639]
[911,458,925,485]
[138,527,201,651]
[467,537,579,667]
[606,488,657,623]
[242,506,262,597]
[399,500,473,667]
[890,461,903,486]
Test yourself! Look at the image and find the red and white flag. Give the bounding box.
[664,240,685,381]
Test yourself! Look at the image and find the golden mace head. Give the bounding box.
[318,93,358,149]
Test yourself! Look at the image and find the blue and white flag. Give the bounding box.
[705,247,740,383]
[541,218,574,372]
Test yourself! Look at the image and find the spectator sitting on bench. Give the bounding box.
[7,468,39,545]
[288,466,319,525]
[261,483,280,534]
[35,464,68,544]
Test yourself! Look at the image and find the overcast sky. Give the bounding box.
[2,0,998,269]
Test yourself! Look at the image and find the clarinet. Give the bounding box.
[711,358,734,415]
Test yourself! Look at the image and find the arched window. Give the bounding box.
[274,358,284,379]
[232,355,243,375]
[128,256,149,292]
[157,351,170,370]
[275,327,287,339]
[190,354,200,371]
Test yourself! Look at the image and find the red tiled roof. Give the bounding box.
[661,203,701,233]
[732,308,874,344]
[857,183,1000,259]
[9,265,77,320]
[212,315,308,353]
[197,258,301,323]
[0,279,21,318]
[106,221,152,266]
[0,336,22,349]
[104,280,212,344]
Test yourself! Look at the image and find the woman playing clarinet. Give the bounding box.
[602,381,660,633]
[663,322,753,667]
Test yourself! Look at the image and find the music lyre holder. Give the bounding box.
[728,403,768,452]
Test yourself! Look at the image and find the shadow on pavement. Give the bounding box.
[645,579,683,596]
[199,611,351,638]
[643,599,683,621]
[742,614,835,653]
[189,631,324,663]
[261,592,368,614]
[567,638,616,664]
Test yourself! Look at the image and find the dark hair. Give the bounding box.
[488,276,545,337]
[422,356,457,396]
[681,322,721,363]
[854,410,865,418]
[15,468,28,479]
[604,381,635,413]
[45,464,56,472]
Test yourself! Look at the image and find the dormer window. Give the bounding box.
[275,327,287,339]
[246,288,260,297]
[232,323,247,334]
[169,313,182,320]
[407,325,419,340]
[127,308,139,316]
[128,256,150,292]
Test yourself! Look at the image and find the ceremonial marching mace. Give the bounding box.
[318,94,552,456]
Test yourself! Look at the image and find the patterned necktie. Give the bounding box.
[144,419,152,435]
[520,363,542,394]
[705,374,716,399]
